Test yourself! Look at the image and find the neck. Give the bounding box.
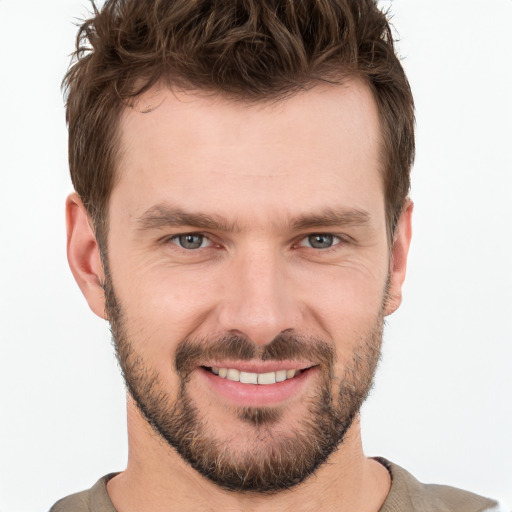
[107,398,390,512]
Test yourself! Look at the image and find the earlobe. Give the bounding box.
[66,193,107,319]
[385,200,413,316]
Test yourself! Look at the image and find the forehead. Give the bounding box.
[113,79,384,225]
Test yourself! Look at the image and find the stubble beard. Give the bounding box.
[103,268,385,493]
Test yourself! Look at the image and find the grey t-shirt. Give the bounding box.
[50,458,499,512]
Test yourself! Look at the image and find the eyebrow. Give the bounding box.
[291,208,371,230]
[135,204,240,232]
[134,204,371,233]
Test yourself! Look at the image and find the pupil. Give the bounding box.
[180,234,203,249]
[309,234,333,249]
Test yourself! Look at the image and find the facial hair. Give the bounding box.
[103,267,385,493]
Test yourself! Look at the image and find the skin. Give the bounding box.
[67,78,413,511]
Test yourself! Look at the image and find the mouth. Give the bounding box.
[198,363,317,407]
[204,366,303,384]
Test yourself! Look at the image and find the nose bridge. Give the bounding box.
[217,243,301,345]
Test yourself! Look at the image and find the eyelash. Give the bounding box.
[296,234,344,250]
[164,232,347,252]
[168,233,214,250]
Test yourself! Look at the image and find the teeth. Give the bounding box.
[286,369,297,379]
[226,369,240,382]
[212,367,301,384]
[240,371,258,384]
[258,372,276,385]
[275,369,287,382]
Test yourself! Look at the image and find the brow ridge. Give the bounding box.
[291,208,371,230]
[135,203,371,233]
[135,204,239,232]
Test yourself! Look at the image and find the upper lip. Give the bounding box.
[200,360,315,373]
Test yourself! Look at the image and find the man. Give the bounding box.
[50,0,500,510]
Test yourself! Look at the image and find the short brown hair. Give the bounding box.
[63,0,414,247]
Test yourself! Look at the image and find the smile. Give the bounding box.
[200,364,316,407]
[208,367,301,384]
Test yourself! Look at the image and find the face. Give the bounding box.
[78,79,410,492]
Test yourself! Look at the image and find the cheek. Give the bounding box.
[298,262,388,351]
[111,260,223,350]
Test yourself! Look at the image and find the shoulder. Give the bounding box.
[49,474,118,512]
[50,489,92,512]
[377,458,500,512]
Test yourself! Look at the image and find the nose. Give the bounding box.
[217,245,303,346]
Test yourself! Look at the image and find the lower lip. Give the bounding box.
[199,367,316,407]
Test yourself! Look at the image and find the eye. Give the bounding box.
[299,234,341,249]
[170,234,212,250]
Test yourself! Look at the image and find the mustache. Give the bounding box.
[175,330,336,378]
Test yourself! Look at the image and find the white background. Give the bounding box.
[0,1,510,510]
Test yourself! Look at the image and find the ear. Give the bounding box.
[384,200,413,316]
[66,193,107,319]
